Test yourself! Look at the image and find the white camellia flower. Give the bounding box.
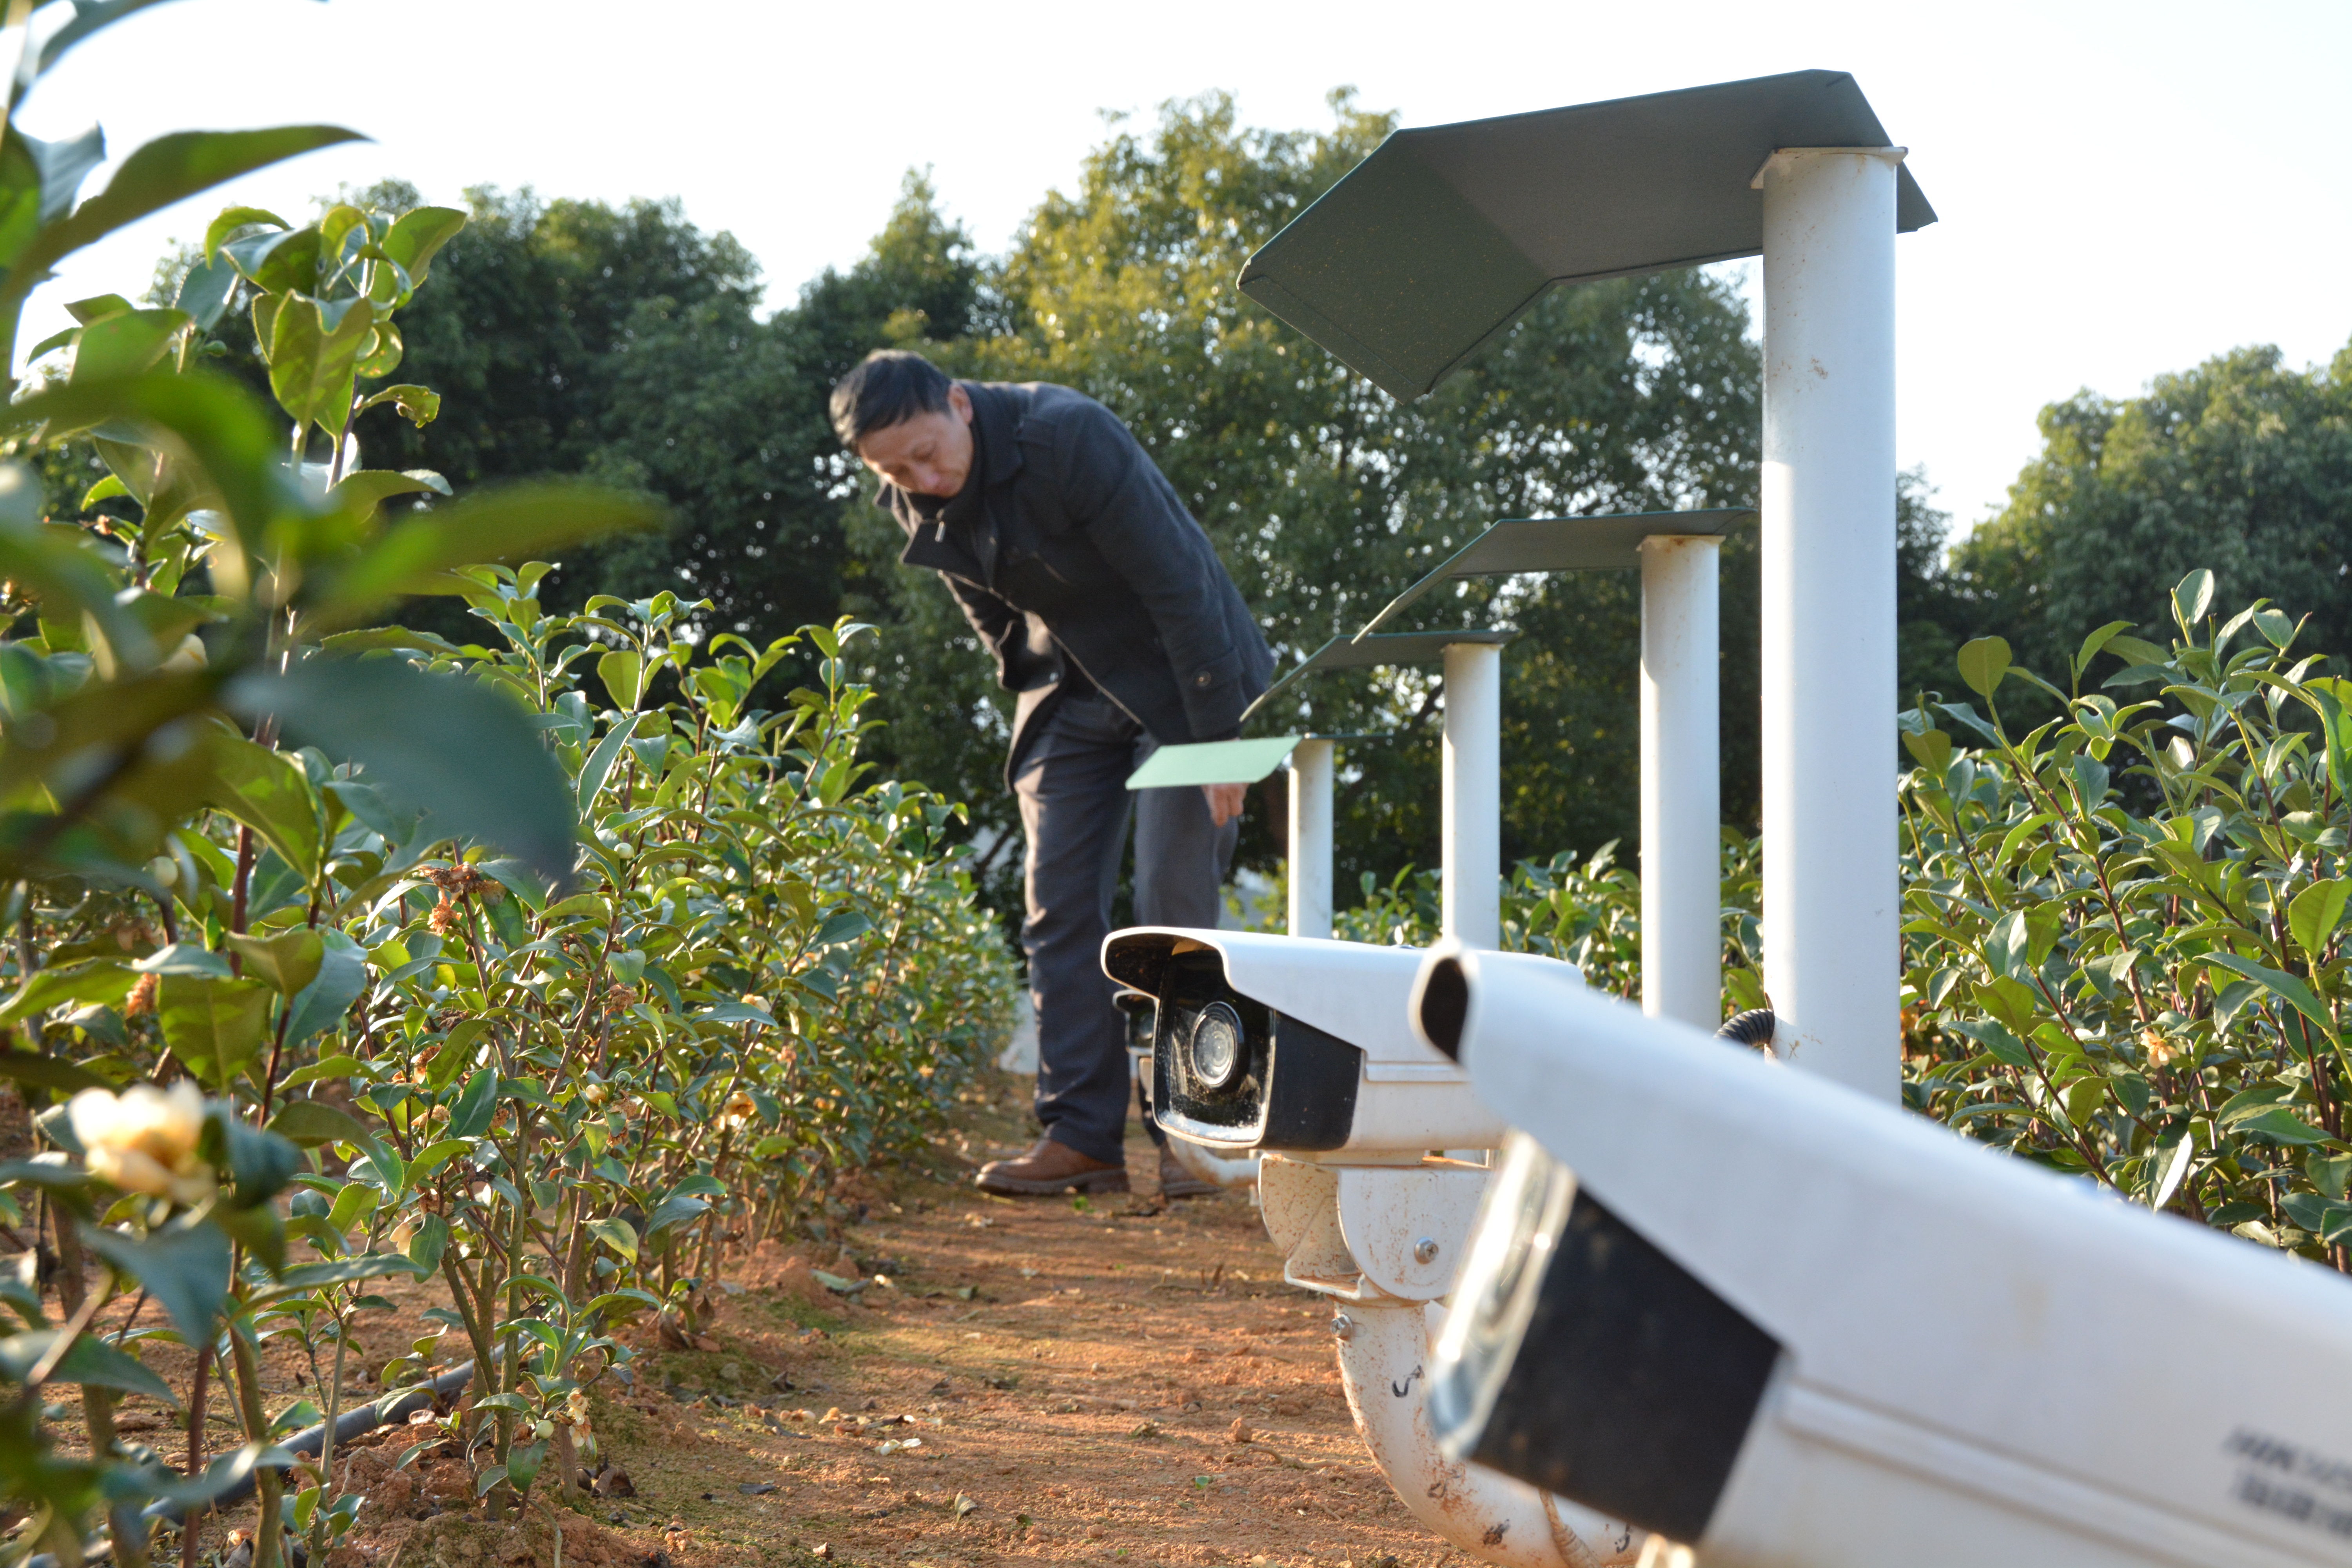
[67,1082,213,1207]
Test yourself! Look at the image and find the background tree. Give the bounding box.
[1953,342,2352,680]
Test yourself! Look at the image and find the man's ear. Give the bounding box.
[947,382,974,425]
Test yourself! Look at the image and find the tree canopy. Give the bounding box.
[1953,343,2352,680]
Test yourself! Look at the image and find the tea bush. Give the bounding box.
[1900,572,2352,1269]
[0,7,1015,1564]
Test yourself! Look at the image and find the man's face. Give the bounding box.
[855,383,975,498]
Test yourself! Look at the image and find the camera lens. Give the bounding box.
[1187,1002,1246,1091]
[1430,1131,1574,1454]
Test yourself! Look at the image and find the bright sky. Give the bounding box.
[18,0,2352,537]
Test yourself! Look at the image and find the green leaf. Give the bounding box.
[5,372,302,572]
[2290,880,2352,964]
[71,307,183,381]
[209,1191,286,1271]
[2254,607,2300,650]
[0,1050,112,1096]
[225,928,323,997]
[269,1253,417,1293]
[575,722,631,814]
[307,481,661,623]
[267,292,374,436]
[2280,1192,2352,1245]
[0,127,365,326]
[202,205,289,260]
[815,909,873,947]
[0,469,154,660]
[2150,1132,2195,1210]
[156,975,270,1084]
[1955,637,2011,700]
[585,1217,637,1263]
[354,384,439,429]
[2070,619,2134,679]
[0,958,132,1025]
[445,1069,498,1141]
[0,1328,176,1404]
[1898,726,1952,774]
[2201,952,2339,1047]
[407,1212,449,1278]
[354,320,404,379]
[2309,679,2352,799]
[36,1,183,76]
[2171,569,2216,635]
[326,468,450,523]
[0,1157,94,1191]
[203,735,323,884]
[1947,1018,2032,1069]
[696,1000,775,1028]
[132,944,230,979]
[405,1139,471,1183]
[2232,1107,2332,1147]
[81,1220,230,1346]
[280,930,365,1048]
[640,1194,708,1241]
[200,1107,300,1210]
[506,1437,547,1497]
[596,650,644,712]
[379,207,466,290]
[265,1099,368,1149]
[223,657,579,886]
[281,1054,360,1089]
[19,125,107,231]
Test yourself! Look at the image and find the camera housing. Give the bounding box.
[1414,942,2352,1568]
[1102,927,1506,1155]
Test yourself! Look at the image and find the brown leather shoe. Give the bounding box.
[975,1136,1129,1196]
[1157,1146,1214,1200]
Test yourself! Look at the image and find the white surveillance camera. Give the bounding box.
[1409,942,2352,1568]
[1103,928,1506,1155]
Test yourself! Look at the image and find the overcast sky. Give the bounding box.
[17,0,2352,537]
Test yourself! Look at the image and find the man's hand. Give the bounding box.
[1203,782,1247,827]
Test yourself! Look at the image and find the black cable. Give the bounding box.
[1715,1007,1777,1052]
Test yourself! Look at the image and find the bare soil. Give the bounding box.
[59,1073,1469,1568]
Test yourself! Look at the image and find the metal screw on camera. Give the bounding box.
[1330,1313,1355,1342]
[1413,1238,1440,1265]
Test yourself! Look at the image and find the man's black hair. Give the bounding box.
[830,349,953,448]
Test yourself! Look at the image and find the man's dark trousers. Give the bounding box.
[1016,691,1237,1166]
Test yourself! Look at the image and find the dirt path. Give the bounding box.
[61,1073,1474,1568]
[612,1071,1456,1568]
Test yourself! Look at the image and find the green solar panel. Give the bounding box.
[1126,735,1305,790]
[1240,70,1934,399]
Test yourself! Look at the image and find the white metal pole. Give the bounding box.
[1757,146,1903,1102]
[1441,641,1503,950]
[1288,738,1335,940]
[1639,535,1721,1030]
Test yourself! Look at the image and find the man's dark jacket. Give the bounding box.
[878,381,1274,778]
